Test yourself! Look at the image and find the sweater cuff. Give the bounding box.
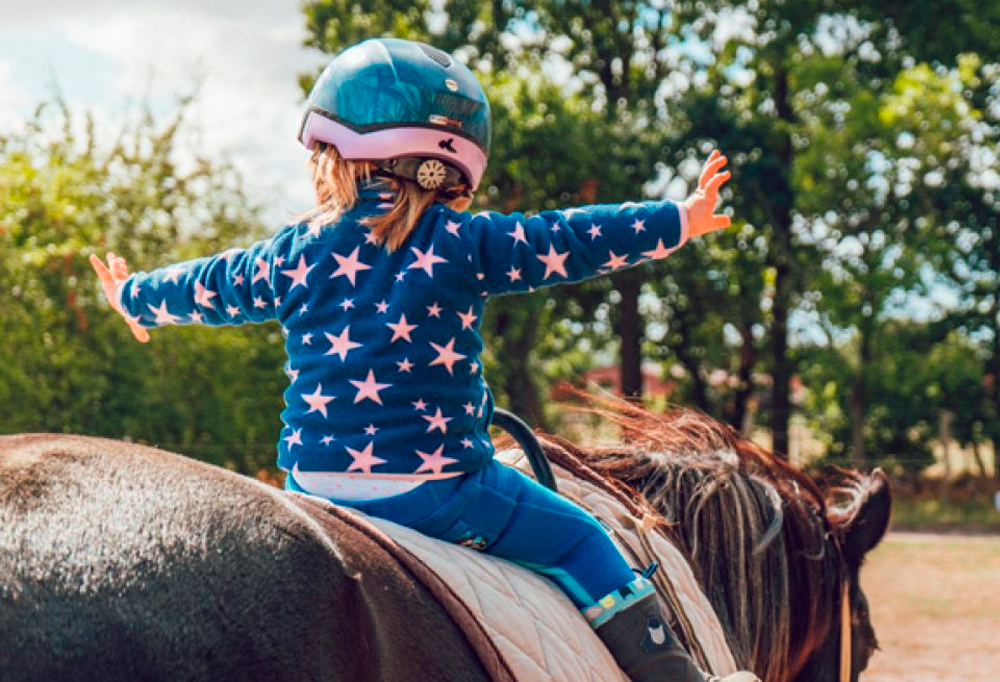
[677,204,691,247]
[115,280,128,313]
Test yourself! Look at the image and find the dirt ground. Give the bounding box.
[861,532,1000,682]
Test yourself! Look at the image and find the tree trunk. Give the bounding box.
[940,409,953,482]
[614,271,643,401]
[850,319,873,468]
[729,324,757,431]
[972,438,988,480]
[990,279,1000,480]
[492,301,548,430]
[769,64,795,461]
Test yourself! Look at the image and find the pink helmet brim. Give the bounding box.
[301,112,488,190]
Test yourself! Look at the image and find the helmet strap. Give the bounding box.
[376,157,467,191]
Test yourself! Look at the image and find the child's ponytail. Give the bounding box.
[306,144,471,253]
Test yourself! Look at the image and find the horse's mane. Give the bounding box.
[530,393,874,682]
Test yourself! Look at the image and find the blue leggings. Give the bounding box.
[287,460,637,609]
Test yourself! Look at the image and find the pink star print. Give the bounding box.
[320,435,335,446]
[284,428,303,450]
[508,222,528,245]
[414,445,458,476]
[536,244,569,279]
[190,311,204,323]
[642,239,678,260]
[387,313,418,343]
[506,266,522,282]
[350,370,391,405]
[233,273,244,286]
[412,398,428,411]
[588,224,602,239]
[193,283,217,309]
[252,257,270,285]
[375,300,389,313]
[281,255,315,290]
[346,441,386,474]
[147,300,181,325]
[164,266,185,284]
[397,358,414,373]
[331,246,372,286]
[422,407,452,434]
[226,304,241,318]
[408,246,448,277]
[324,326,362,361]
[302,383,335,418]
[364,424,379,436]
[445,220,462,236]
[429,338,466,375]
[457,306,478,330]
[631,219,646,234]
[603,251,630,270]
[426,302,443,318]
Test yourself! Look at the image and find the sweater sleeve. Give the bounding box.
[463,200,689,297]
[117,229,296,329]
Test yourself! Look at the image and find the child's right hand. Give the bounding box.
[90,252,150,343]
[684,150,733,239]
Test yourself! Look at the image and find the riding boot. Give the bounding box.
[593,590,761,682]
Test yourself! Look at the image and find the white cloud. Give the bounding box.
[1,0,329,223]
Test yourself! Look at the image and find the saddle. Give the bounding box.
[289,449,738,682]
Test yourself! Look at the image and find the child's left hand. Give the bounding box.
[90,252,150,343]
[684,150,732,239]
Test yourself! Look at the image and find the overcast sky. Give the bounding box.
[0,0,329,222]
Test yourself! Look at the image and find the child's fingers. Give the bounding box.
[111,258,129,279]
[90,254,115,285]
[127,319,150,343]
[711,214,732,231]
[705,170,732,195]
[698,154,728,190]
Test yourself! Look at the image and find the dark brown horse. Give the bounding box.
[0,406,888,682]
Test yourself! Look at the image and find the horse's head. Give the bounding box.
[793,469,891,682]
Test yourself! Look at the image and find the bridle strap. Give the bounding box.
[839,579,852,682]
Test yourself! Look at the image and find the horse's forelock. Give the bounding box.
[532,397,845,682]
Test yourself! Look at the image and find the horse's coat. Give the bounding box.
[0,400,890,682]
[0,435,492,682]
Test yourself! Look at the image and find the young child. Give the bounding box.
[92,38,755,682]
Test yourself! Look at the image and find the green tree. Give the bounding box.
[0,101,285,473]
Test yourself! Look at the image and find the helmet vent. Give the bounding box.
[418,43,453,68]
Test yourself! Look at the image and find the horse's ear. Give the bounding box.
[839,470,892,564]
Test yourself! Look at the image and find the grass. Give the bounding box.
[889,480,1000,533]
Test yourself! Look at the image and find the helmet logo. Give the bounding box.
[438,138,457,153]
[445,78,459,91]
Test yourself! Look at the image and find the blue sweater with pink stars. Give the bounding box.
[118,180,688,479]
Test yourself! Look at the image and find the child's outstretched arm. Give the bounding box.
[90,230,297,336]
[465,151,731,296]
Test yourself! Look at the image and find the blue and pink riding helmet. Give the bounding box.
[299,38,491,192]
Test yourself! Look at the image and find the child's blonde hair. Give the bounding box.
[306,144,472,252]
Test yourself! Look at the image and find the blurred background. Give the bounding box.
[2,2,999,679]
